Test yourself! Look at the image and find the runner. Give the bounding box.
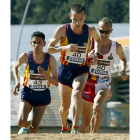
[12,31,58,134]
[79,17,128,133]
[47,3,100,133]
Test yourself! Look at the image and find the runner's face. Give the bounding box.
[30,37,46,54]
[69,10,86,29]
[97,21,113,41]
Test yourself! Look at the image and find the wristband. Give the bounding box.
[95,52,99,57]
[121,70,126,74]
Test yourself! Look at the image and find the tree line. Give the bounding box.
[11,0,129,25]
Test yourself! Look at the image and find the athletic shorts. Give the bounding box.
[21,86,51,106]
[82,82,112,103]
[58,64,89,88]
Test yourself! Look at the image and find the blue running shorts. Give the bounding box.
[58,64,89,88]
[21,86,51,106]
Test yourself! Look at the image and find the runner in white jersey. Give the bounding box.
[79,17,128,133]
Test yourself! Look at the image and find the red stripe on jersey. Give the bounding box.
[98,53,103,59]
[69,23,84,35]
[32,52,46,65]
[86,37,95,65]
[89,37,95,52]
[25,52,30,69]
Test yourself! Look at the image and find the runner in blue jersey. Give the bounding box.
[12,31,58,134]
[47,3,101,133]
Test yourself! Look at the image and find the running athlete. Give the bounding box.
[12,31,58,134]
[47,3,100,133]
[79,17,128,133]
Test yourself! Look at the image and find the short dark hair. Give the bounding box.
[31,31,45,41]
[71,3,85,14]
[99,17,112,27]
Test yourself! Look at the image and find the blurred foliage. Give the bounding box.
[11,0,129,24]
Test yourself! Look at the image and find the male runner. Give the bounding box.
[79,17,128,133]
[12,31,58,134]
[47,3,100,133]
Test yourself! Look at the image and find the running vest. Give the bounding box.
[23,51,51,91]
[89,39,117,84]
[60,23,90,66]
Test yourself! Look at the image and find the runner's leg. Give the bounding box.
[59,83,72,128]
[91,88,110,133]
[72,73,88,127]
[17,100,32,128]
[79,100,93,133]
[29,105,46,133]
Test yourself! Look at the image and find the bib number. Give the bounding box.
[34,80,42,85]
[97,65,105,70]
[72,52,81,57]
[28,74,48,91]
[90,59,110,76]
[66,46,87,64]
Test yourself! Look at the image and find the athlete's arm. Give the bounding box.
[88,26,101,65]
[88,38,95,59]
[47,25,78,54]
[116,42,128,81]
[12,52,28,95]
[38,55,58,86]
[89,26,101,54]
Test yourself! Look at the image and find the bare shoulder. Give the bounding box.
[18,52,28,63]
[50,54,56,61]
[55,24,66,35]
[49,55,56,65]
[52,24,66,43]
[88,26,96,34]
[116,41,123,54]
[88,25,99,39]
[88,25,96,30]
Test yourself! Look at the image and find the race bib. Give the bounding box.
[90,59,110,76]
[28,74,48,91]
[66,46,87,64]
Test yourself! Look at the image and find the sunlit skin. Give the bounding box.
[12,31,58,133]
[97,22,113,55]
[46,7,101,131]
[30,37,46,57]
[97,21,113,43]
[69,10,87,34]
[79,18,128,134]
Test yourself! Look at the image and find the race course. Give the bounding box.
[11,133,129,140]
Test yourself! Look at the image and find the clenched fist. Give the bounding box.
[38,66,46,76]
[121,71,128,81]
[13,81,20,96]
[64,44,78,52]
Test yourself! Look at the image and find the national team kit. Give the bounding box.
[58,23,90,88]
[82,38,116,103]
[21,51,51,106]
[21,23,116,110]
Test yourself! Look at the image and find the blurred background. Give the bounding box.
[11,0,129,133]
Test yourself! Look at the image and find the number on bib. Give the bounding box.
[72,52,81,58]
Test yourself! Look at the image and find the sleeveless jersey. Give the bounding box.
[60,23,90,66]
[89,38,117,84]
[23,51,51,91]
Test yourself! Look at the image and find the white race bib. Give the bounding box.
[28,74,48,91]
[90,59,110,76]
[66,46,87,64]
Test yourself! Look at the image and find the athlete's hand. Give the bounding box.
[38,66,46,77]
[121,71,128,81]
[63,44,78,52]
[88,49,95,58]
[89,55,98,65]
[13,81,20,96]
